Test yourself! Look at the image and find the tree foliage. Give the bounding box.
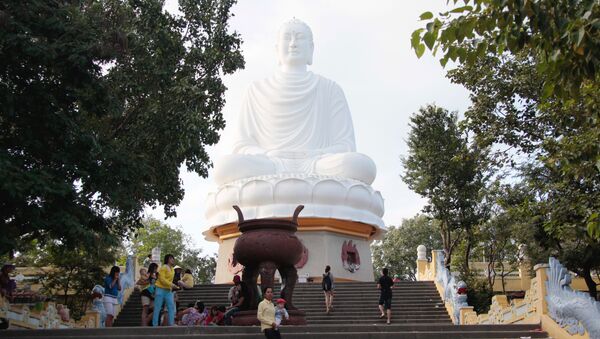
[411,0,600,98]
[402,105,491,269]
[372,215,442,281]
[38,236,119,320]
[409,1,600,303]
[0,0,244,256]
[412,0,600,240]
[129,217,216,284]
[448,45,600,299]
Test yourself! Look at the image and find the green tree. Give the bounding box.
[448,51,600,299]
[472,183,522,293]
[181,249,217,284]
[411,0,600,97]
[129,217,215,284]
[372,215,442,281]
[522,163,600,300]
[39,236,119,320]
[411,1,600,239]
[130,218,189,260]
[402,105,491,271]
[0,0,244,256]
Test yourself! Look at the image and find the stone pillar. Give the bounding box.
[431,250,443,276]
[533,263,549,315]
[416,245,428,281]
[459,306,475,324]
[519,260,532,291]
[518,244,532,291]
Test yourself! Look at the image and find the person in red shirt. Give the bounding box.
[205,305,224,326]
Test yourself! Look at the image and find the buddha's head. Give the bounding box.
[276,18,314,69]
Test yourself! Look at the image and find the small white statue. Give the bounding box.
[213,18,376,185]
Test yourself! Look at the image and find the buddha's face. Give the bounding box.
[276,22,313,67]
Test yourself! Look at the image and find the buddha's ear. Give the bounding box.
[307,42,314,65]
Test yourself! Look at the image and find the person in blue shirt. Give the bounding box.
[103,266,121,327]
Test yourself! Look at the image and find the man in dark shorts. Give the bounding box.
[377,267,394,324]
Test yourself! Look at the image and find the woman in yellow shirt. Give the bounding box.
[178,269,194,289]
[152,254,178,326]
[257,286,280,339]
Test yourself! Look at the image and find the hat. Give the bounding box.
[276,298,286,304]
[232,275,241,283]
[174,265,182,270]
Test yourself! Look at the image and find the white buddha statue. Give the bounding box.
[206,19,384,283]
[205,18,384,232]
[213,18,376,185]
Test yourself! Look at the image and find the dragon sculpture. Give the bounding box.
[545,257,600,338]
[435,250,469,324]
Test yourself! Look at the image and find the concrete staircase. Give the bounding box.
[2,281,549,338]
[115,281,455,326]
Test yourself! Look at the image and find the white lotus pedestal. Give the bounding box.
[203,174,385,283]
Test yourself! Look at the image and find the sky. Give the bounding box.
[152,0,472,255]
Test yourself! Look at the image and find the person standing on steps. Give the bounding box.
[152,254,178,326]
[102,266,121,327]
[139,262,158,326]
[322,265,334,314]
[377,267,394,325]
[257,286,281,339]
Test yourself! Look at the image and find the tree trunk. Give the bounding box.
[463,229,472,276]
[487,260,494,291]
[440,224,452,269]
[500,262,506,294]
[582,266,598,301]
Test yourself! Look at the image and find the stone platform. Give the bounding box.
[1,323,549,338]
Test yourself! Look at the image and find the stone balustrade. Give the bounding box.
[0,296,101,329]
[1,255,138,329]
[417,246,600,339]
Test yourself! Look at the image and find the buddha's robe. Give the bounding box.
[214,71,376,185]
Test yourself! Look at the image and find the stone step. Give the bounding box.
[181,290,441,295]
[177,283,436,291]
[1,324,548,338]
[173,290,441,296]
[170,290,440,297]
[171,295,442,302]
[122,298,445,306]
[0,332,548,339]
[305,315,451,320]
[292,301,444,307]
[120,309,449,316]
[307,319,453,324]
[118,305,447,316]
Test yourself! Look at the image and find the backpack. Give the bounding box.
[322,273,332,291]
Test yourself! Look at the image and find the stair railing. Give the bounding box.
[431,250,470,324]
[418,246,600,339]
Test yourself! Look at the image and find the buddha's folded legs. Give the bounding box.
[314,152,376,185]
[214,152,376,186]
[213,154,277,185]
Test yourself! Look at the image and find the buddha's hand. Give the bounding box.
[266,149,310,159]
